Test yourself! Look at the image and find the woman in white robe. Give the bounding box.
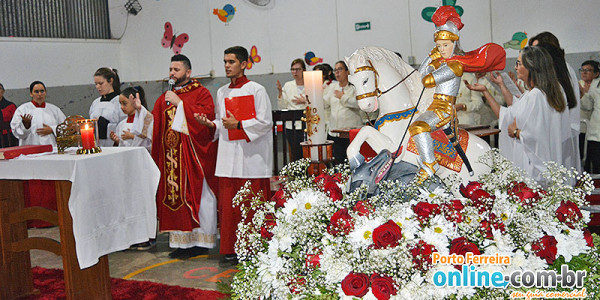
[10,81,66,147]
[467,46,576,185]
[90,67,126,147]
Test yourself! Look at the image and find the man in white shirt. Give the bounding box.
[196,46,273,265]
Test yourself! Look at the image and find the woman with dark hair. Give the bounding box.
[325,60,361,163]
[90,67,126,147]
[467,46,577,184]
[10,81,66,228]
[580,60,600,173]
[530,32,581,150]
[10,81,66,146]
[536,42,581,172]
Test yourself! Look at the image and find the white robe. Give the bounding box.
[499,88,577,185]
[214,81,273,178]
[10,102,66,146]
[89,94,127,147]
[114,107,153,150]
[277,80,305,129]
[324,81,362,136]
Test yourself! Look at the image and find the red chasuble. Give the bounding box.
[151,80,218,232]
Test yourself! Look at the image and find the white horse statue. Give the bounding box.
[345,46,491,192]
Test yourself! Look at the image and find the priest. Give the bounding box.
[151,54,219,258]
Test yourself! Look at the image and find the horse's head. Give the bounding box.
[346,53,379,113]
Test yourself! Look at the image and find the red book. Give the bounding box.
[224,95,256,141]
[0,144,53,160]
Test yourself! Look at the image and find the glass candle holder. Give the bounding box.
[76,119,102,154]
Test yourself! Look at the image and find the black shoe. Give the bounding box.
[168,247,209,259]
[219,254,239,266]
[134,240,157,251]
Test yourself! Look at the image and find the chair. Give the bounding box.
[272,109,305,175]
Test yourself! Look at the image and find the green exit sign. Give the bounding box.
[355,22,371,31]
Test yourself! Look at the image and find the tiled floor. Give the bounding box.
[28,227,236,292]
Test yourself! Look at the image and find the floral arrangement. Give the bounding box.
[229,150,600,299]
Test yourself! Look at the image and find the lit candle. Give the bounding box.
[80,123,96,150]
[303,70,325,160]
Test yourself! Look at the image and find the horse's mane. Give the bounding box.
[348,46,433,112]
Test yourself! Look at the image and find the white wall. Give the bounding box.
[1,0,599,90]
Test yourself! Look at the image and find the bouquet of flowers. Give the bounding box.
[230,150,600,299]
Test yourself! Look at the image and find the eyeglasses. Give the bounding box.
[334,68,346,73]
[580,68,595,73]
[290,68,303,72]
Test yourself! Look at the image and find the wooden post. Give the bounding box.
[0,180,36,300]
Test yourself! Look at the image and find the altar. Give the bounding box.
[0,147,159,299]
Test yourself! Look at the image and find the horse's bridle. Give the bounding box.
[354,60,417,100]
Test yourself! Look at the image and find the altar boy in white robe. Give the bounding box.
[110,86,153,151]
[10,81,66,146]
[195,46,273,265]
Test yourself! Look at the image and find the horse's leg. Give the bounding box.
[346,126,393,160]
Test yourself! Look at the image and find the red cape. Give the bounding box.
[151,80,218,232]
[446,43,506,73]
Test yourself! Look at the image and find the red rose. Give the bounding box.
[324,181,343,201]
[413,202,440,222]
[443,199,465,223]
[479,213,505,239]
[470,189,495,213]
[341,272,370,297]
[314,173,339,186]
[555,201,583,228]
[260,213,277,240]
[327,208,354,236]
[450,237,480,263]
[531,235,558,264]
[353,200,372,216]
[305,248,322,268]
[584,229,594,248]
[372,220,402,249]
[288,277,306,294]
[370,273,397,300]
[271,188,288,209]
[410,240,437,271]
[508,181,540,207]
[459,181,483,197]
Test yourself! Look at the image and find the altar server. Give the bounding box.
[110,86,153,151]
[10,81,66,146]
[90,67,126,147]
[10,81,65,227]
[195,46,273,265]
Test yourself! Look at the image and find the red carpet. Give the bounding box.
[28,267,228,300]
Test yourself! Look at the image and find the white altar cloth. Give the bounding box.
[0,147,159,269]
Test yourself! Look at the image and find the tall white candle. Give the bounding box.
[303,71,326,160]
